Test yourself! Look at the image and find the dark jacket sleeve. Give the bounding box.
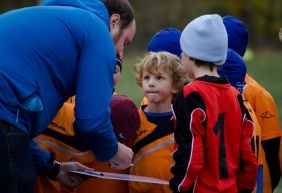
[30,140,53,176]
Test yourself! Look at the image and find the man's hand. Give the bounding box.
[56,162,90,189]
[110,142,134,170]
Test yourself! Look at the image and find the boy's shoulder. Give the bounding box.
[182,78,214,91]
[182,77,238,98]
[244,75,272,99]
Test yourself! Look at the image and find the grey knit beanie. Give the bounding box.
[180,14,228,65]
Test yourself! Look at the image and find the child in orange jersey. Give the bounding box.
[218,48,264,193]
[35,94,139,193]
[170,14,257,193]
[223,16,281,192]
[76,94,140,193]
[129,51,187,193]
[35,58,139,193]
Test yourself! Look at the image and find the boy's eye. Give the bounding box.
[143,75,150,80]
[156,76,164,80]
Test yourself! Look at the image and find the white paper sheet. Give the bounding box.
[70,170,169,185]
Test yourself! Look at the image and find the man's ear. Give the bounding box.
[110,14,121,30]
[172,86,179,94]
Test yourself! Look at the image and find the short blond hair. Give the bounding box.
[134,51,187,91]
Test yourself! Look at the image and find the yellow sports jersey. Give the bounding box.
[244,74,281,193]
[129,110,173,193]
[35,98,129,193]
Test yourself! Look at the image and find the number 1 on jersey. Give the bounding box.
[213,113,228,179]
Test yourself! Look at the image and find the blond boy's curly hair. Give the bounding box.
[134,51,187,91]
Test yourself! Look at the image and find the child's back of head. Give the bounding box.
[111,94,140,145]
[223,16,248,57]
[180,14,228,66]
[218,49,247,93]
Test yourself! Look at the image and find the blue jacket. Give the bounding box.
[0,0,117,175]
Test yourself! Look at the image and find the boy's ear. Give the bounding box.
[110,14,121,29]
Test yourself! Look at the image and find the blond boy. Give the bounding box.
[129,52,186,193]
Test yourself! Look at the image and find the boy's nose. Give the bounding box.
[148,80,155,87]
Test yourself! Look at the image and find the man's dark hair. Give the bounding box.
[104,0,134,30]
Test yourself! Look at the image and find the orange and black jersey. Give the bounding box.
[170,76,257,193]
[129,110,174,193]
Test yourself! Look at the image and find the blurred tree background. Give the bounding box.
[1,0,282,52]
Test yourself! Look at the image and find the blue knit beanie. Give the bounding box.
[218,49,247,93]
[223,16,248,57]
[147,28,182,58]
[180,14,228,65]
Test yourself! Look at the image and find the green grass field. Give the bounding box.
[116,50,282,192]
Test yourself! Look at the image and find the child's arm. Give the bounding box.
[170,91,206,192]
[237,98,258,192]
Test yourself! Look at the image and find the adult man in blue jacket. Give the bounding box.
[0,0,136,192]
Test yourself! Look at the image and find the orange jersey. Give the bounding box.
[35,101,94,193]
[244,74,281,192]
[129,110,173,193]
[76,161,129,193]
[244,74,281,141]
[140,97,149,106]
[35,99,129,193]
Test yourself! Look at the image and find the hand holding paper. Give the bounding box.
[56,161,91,189]
[110,142,134,170]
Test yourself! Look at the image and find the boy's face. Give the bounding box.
[182,53,195,80]
[113,64,121,86]
[141,68,178,105]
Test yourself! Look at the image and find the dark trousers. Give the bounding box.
[0,121,35,193]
